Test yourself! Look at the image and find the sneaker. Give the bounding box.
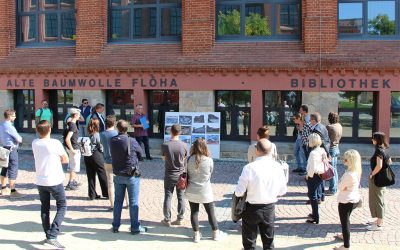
[292,168,301,173]
[71,180,81,187]
[44,239,65,249]
[146,156,154,160]
[367,224,383,231]
[1,187,11,195]
[212,230,227,241]
[298,171,307,176]
[161,219,171,227]
[333,245,349,250]
[131,226,148,235]
[366,220,376,225]
[111,227,119,233]
[9,190,26,199]
[171,219,183,226]
[193,231,202,243]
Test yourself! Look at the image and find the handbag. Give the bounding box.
[177,156,189,190]
[0,147,11,168]
[320,153,334,181]
[231,192,247,223]
[374,164,396,187]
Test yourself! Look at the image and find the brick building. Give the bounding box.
[0,0,399,143]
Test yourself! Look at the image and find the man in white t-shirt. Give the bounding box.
[32,120,69,249]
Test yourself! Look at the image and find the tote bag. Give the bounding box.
[0,147,11,168]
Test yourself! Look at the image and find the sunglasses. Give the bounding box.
[83,102,89,104]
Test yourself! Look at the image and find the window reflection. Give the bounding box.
[339,3,362,34]
[217,5,241,36]
[391,92,400,138]
[276,4,299,35]
[368,1,395,35]
[245,4,271,36]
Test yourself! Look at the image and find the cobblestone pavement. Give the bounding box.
[1,150,399,249]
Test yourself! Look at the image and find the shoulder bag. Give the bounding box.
[320,153,334,181]
[374,156,395,187]
[231,192,247,223]
[177,156,190,190]
[0,147,11,168]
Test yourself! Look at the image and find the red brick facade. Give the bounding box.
[0,0,16,59]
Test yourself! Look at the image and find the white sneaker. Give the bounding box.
[193,231,201,243]
[212,230,227,241]
[367,224,383,231]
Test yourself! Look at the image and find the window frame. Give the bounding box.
[338,0,400,39]
[16,0,76,46]
[108,0,182,43]
[391,91,400,142]
[216,0,301,41]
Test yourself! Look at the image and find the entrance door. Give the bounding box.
[216,90,251,140]
[14,90,35,133]
[106,90,134,133]
[48,90,73,133]
[148,90,179,138]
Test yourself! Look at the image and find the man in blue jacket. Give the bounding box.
[79,99,91,137]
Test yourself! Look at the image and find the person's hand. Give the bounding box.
[369,174,373,179]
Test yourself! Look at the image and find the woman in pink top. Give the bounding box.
[334,149,362,250]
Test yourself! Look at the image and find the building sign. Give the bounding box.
[291,78,391,89]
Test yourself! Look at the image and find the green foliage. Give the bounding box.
[112,33,119,39]
[368,14,396,35]
[217,10,271,36]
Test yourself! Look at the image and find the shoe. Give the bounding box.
[193,231,202,243]
[65,183,77,191]
[298,171,307,176]
[88,195,101,200]
[9,190,26,199]
[334,234,344,241]
[212,230,227,241]
[306,219,319,224]
[71,180,81,187]
[161,219,171,227]
[367,224,383,231]
[131,226,148,235]
[306,200,321,205]
[321,197,325,202]
[1,187,11,195]
[366,220,376,225]
[108,207,114,211]
[325,190,336,196]
[111,227,119,233]
[308,213,313,219]
[292,168,301,173]
[146,156,154,160]
[333,245,349,250]
[44,239,65,249]
[171,219,183,226]
[123,205,129,209]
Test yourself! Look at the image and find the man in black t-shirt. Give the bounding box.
[64,108,82,191]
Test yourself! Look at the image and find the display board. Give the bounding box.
[164,112,221,159]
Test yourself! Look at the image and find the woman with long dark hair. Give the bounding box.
[185,138,226,243]
[84,118,108,200]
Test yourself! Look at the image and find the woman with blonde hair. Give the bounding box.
[334,149,362,250]
[185,138,226,243]
[247,126,277,163]
[305,133,325,224]
[84,118,108,200]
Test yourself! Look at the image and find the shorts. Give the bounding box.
[66,149,81,172]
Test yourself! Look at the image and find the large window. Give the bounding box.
[106,90,135,133]
[14,90,36,133]
[148,90,179,137]
[109,0,182,42]
[17,0,76,45]
[263,91,301,140]
[338,0,400,38]
[391,92,400,141]
[338,92,376,141]
[216,0,300,40]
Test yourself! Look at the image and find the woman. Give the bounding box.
[247,126,277,163]
[334,150,362,250]
[292,113,310,175]
[84,118,108,200]
[185,138,226,243]
[368,132,390,231]
[326,112,343,195]
[305,133,325,224]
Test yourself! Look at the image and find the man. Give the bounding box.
[91,103,106,132]
[131,104,152,160]
[78,99,91,137]
[32,120,68,249]
[0,109,24,198]
[64,108,81,191]
[235,139,287,250]
[292,113,309,176]
[160,124,188,226]
[299,104,310,123]
[109,120,147,235]
[35,100,53,126]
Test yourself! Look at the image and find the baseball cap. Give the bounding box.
[69,108,81,115]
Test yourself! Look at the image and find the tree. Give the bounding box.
[217,10,271,36]
[245,12,271,36]
[368,14,395,35]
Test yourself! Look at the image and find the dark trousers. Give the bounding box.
[318,181,325,200]
[37,184,67,239]
[84,150,108,199]
[338,202,358,248]
[135,136,150,158]
[189,201,218,231]
[307,174,322,223]
[242,203,275,250]
[163,184,185,221]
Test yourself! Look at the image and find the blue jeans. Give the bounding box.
[112,175,141,231]
[37,184,67,239]
[329,146,340,193]
[294,137,306,171]
[307,174,322,223]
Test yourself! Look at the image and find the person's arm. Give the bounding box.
[370,156,383,179]
[60,152,69,164]
[306,150,318,178]
[65,131,75,152]
[234,165,249,197]
[56,141,69,163]
[131,116,144,128]
[9,126,22,144]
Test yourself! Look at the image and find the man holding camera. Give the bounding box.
[109,119,147,235]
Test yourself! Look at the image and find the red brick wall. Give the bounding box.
[0,0,16,58]
[302,0,337,54]
[182,0,215,55]
[76,0,108,58]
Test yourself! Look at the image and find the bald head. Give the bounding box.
[256,138,272,156]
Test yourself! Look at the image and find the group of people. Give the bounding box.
[0,100,394,250]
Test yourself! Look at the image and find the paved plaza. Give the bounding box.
[1,150,399,250]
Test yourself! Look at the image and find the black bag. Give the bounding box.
[127,137,141,177]
[374,165,395,187]
[231,192,247,223]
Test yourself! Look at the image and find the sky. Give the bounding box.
[339,1,395,20]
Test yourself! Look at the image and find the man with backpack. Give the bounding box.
[35,100,53,127]
[64,108,82,191]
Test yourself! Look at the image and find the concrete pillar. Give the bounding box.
[302,92,339,124]
[179,91,214,112]
[377,91,391,139]
[73,90,105,110]
[250,90,263,141]
[0,90,14,121]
